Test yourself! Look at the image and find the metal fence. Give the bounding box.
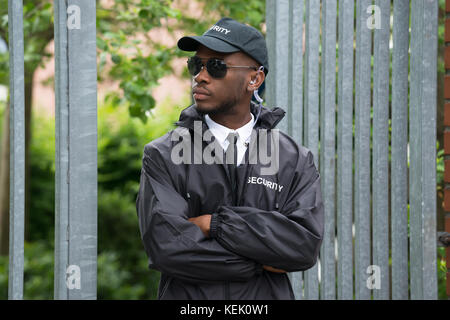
[266,0,438,300]
[6,0,438,300]
[7,0,97,300]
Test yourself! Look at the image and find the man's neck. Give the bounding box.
[208,103,253,130]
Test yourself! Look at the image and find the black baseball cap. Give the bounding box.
[177,17,269,75]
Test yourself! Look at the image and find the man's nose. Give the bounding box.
[194,64,210,84]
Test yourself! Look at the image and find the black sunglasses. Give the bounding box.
[187,56,258,79]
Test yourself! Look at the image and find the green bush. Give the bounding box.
[0,241,161,300]
[0,241,53,300]
[0,96,188,299]
[28,107,56,243]
[96,97,186,299]
[437,247,447,300]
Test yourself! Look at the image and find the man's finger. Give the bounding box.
[263,265,287,273]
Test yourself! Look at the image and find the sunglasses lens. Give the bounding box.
[187,56,202,76]
[188,57,227,78]
[207,59,227,78]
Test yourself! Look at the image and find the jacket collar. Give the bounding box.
[174,101,286,131]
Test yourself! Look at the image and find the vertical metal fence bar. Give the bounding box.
[290,0,304,145]
[265,0,275,111]
[267,0,304,299]
[54,0,98,299]
[54,0,69,299]
[303,0,320,300]
[266,0,290,134]
[409,0,420,300]
[288,0,304,300]
[319,0,337,301]
[7,0,25,300]
[372,0,390,300]
[337,0,354,300]
[391,0,409,300]
[354,0,372,300]
[409,0,438,300]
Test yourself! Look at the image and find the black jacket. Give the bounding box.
[136,102,324,300]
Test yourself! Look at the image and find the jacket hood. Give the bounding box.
[174,101,286,130]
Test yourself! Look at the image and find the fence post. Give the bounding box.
[372,0,391,300]
[303,0,320,300]
[54,0,98,300]
[267,0,310,300]
[409,0,438,300]
[337,0,354,300]
[391,0,410,300]
[7,0,25,300]
[265,0,290,134]
[320,0,337,301]
[354,0,372,301]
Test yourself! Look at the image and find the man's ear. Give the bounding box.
[247,70,265,92]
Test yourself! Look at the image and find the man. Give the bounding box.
[136,17,324,300]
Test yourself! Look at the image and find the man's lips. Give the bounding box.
[193,88,211,100]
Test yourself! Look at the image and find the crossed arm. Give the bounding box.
[189,215,287,273]
[137,144,323,282]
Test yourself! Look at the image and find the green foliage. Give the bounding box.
[437,141,444,186]
[0,0,54,84]
[97,0,266,122]
[439,0,446,74]
[97,0,184,122]
[0,94,186,299]
[28,108,55,243]
[97,250,159,300]
[0,0,266,122]
[0,241,54,300]
[203,0,266,29]
[97,97,186,299]
[437,247,447,300]
[0,242,161,300]
[98,96,184,194]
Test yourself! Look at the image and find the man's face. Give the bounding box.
[191,45,257,115]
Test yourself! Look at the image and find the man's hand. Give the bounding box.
[189,215,287,273]
[263,265,287,273]
[188,214,211,237]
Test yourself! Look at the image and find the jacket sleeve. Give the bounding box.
[209,150,324,272]
[136,144,262,284]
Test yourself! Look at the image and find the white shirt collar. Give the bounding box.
[204,112,255,148]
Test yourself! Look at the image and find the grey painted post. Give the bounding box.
[391,0,410,300]
[372,0,390,300]
[303,0,320,300]
[337,0,354,300]
[7,0,25,300]
[265,0,275,110]
[54,0,98,300]
[409,0,438,300]
[265,0,290,134]
[267,0,305,299]
[354,0,372,300]
[319,0,337,301]
[290,0,304,148]
[287,0,304,300]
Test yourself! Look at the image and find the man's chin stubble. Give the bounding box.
[196,100,236,116]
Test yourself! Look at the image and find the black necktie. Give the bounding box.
[225,132,239,204]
